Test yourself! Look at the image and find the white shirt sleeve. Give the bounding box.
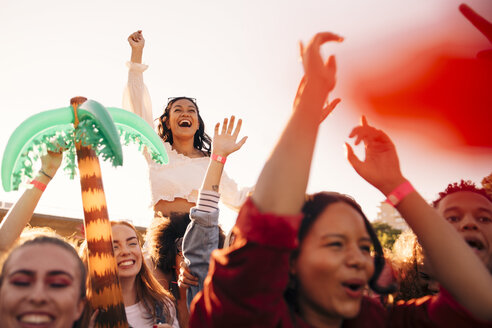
[123,61,155,128]
[219,170,253,211]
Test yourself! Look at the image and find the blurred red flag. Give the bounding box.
[352,54,492,148]
[349,3,492,148]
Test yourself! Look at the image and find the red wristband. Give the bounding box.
[385,181,414,207]
[30,180,47,192]
[211,153,227,164]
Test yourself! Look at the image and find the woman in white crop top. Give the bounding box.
[124,31,250,217]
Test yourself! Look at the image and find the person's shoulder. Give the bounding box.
[343,296,387,327]
[428,290,492,328]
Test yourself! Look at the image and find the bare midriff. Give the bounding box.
[153,198,195,217]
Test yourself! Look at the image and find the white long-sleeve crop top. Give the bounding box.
[123,61,250,210]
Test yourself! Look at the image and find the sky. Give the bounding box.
[1,0,491,232]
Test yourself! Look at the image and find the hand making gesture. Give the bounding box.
[345,116,406,195]
[299,32,342,90]
[212,116,247,158]
[294,32,343,123]
[128,30,145,63]
[128,30,145,50]
[346,116,492,321]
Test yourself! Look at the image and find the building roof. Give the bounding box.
[0,202,146,241]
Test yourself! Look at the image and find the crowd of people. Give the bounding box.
[1,3,492,327]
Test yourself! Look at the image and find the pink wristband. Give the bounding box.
[211,153,227,164]
[385,181,414,207]
[30,180,47,192]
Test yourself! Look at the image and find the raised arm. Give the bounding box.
[252,32,343,214]
[0,151,62,252]
[459,3,492,60]
[181,116,247,307]
[346,117,492,321]
[189,32,342,328]
[122,30,154,126]
[128,30,144,64]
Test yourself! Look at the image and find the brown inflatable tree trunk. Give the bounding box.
[71,97,128,328]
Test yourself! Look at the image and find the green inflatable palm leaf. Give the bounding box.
[78,100,123,166]
[107,107,168,165]
[1,99,167,192]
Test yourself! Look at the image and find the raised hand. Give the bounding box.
[212,116,247,157]
[252,32,342,214]
[128,30,145,63]
[459,3,492,60]
[299,32,343,89]
[39,150,63,180]
[293,32,343,123]
[294,76,341,123]
[345,116,406,195]
[128,30,145,50]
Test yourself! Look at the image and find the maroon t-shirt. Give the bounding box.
[190,198,491,328]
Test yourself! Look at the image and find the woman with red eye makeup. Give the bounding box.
[0,236,86,328]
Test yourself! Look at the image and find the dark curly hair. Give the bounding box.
[432,180,492,208]
[285,192,395,313]
[156,97,212,156]
[147,213,191,278]
[146,212,226,299]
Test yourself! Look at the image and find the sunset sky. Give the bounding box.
[1,0,491,231]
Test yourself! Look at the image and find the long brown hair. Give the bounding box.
[110,221,175,324]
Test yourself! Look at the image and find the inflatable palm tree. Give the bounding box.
[1,96,168,328]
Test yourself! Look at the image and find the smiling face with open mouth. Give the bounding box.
[291,202,374,325]
[0,244,84,328]
[166,98,200,139]
[112,224,143,280]
[438,191,492,272]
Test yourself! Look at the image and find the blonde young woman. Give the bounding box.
[0,152,177,327]
[109,221,179,328]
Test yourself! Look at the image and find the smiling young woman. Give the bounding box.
[110,221,179,328]
[123,31,250,218]
[285,193,384,325]
[0,236,86,328]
